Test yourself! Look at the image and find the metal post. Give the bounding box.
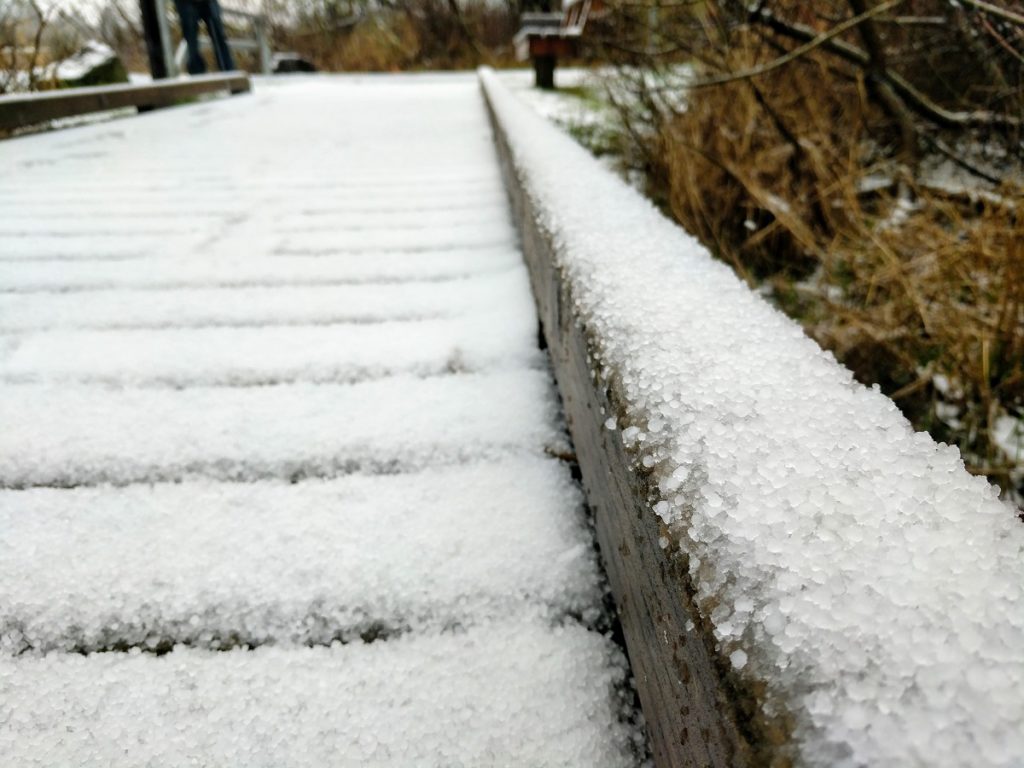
[139,0,169,79]
[153,0,178,77]
[257,17,272,75]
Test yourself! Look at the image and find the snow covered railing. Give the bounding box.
[0,73,251,134]
[479,67,1024,768]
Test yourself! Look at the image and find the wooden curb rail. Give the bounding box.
[0,72,251,134]
[482,82,761,767]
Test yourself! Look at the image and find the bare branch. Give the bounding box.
[980,16,1024,64]
[26,0,48,91]
[747,5,1023,130]
[926,135,1007,186]
[957,0,1024,27]
[687,0,905,88]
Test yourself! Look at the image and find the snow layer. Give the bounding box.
[0,370,563,487]
[0,234,192,261]
[0,271,528,331]
[0,183,509,213]
[48,41,121,82]
[272,203,511,231]
[0,458,600,653]
[0,619,635,767]
[481,68,1024,767]
[0,250,519,292]
[0,73,641,765]
[0,313,542,386]
[0,194,513,228]
[273,220,515,254]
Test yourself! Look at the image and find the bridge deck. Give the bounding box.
[0,75,638,765]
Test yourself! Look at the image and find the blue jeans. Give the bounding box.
[174,0,236,74]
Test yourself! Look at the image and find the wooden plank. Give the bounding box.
[0,73,251,133]
[484,91,771,767]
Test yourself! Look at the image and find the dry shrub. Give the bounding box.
[653,39,1024,501]
[280,1,518,73]
[821,191,1024,492]
[661,40,874,282]
[313,13,421,71]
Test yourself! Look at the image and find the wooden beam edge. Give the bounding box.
[481,81,790,768]
[0,73,252,133]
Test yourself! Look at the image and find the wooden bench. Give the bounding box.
[514,0,606,89]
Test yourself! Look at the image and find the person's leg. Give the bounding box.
[198,0,236,72]
[174,0,206,75]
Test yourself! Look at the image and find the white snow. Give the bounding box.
[0,314,543,385]
[0,371,563,488]
[0,74,640,765]
[0,619,635,767]
[272,202,511,231]
[0,272,528,331]
[994,414,1023,463]
[0,233,203,261]
[0,250,519,292]
[498,67,607,127]
[46,42,120,83]
[482,67,1024,768]
[273,222,515,254]
[0,459,600,654]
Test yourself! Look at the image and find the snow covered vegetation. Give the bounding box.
[482,67,1024,768]
[546,1,1024,508]
[0,75,643,765]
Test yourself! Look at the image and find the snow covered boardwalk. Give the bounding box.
[0,75,639,765]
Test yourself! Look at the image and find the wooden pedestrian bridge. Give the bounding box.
[0,71,1021,768]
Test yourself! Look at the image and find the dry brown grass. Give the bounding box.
[279,2,518,73]
[819,189,1024,492]
[649,41,1024,502]
[286,14,420,72]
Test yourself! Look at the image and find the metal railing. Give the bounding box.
[152,0,273,77]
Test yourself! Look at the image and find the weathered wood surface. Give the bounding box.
[484,91,761,768]
[0,72,250,133]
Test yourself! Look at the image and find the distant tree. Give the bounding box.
[0,0,91,92]
[96,0,144,62]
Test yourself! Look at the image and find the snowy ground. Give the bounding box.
[0,73,641,765]
[498,68,623,170]
[498,68,603,127]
